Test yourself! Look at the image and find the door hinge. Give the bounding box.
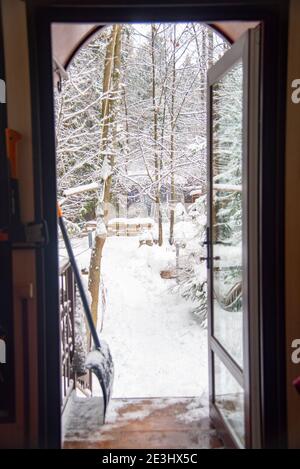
[0,219,49,249]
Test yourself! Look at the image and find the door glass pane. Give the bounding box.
[214,354,245,445]
[211,60,244,367]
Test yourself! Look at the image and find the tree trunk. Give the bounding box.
[169,25,177,245]
[88,235,106,326]
[151,25,163,246]
[88,25,122,327]
[103,24,122,223]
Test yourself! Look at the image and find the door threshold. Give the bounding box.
[63,396,223,449]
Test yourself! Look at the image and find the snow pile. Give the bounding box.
[135,242,175,276]
[139,229,153,244]
[60,233,208,399]
[173,220,197,245]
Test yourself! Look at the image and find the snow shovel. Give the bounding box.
[57,204,114,421]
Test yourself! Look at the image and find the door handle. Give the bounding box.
[201,227,221,266]
[200,256,220,261]
[202,227,211,268]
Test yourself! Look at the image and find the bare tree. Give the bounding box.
[88,25,123,326]
[151,25,163,246]
[169,24,177,245]
[55,23,229,325]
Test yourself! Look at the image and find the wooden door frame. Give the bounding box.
[26,0,289,449]
[0,4,15,426]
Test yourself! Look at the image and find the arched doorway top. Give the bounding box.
[51,21,259,70]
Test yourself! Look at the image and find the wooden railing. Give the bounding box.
[59,259,92,413]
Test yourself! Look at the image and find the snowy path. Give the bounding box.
[100,237,208,398]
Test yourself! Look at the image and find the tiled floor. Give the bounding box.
[63,396,223,449]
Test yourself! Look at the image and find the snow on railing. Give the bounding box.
[59,261,92,414]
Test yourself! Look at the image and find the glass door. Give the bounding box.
[207,27,261,449]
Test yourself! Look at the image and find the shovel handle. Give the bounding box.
[58,206,101,350]
[57,203,63,218]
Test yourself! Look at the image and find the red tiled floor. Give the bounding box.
[63,397,223,449]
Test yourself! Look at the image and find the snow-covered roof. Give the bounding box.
[190,188,204,197]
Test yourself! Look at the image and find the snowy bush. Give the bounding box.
[174,195,208,326]
[72,290,89,376]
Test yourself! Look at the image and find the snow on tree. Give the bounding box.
[54,23,230,328]
[174,195,208,326]
[55,24,228,227]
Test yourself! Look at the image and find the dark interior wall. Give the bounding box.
[0,0,38,448]
[285,0,300,449]
[0,0,298,449]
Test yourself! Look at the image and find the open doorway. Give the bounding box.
[54,21,258,449]
[55,22,228,449]
[28,0,288,451]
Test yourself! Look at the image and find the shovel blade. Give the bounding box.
[85,344,114,421]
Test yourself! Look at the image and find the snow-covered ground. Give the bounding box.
[100,236,208,398]
[60,233,208,399]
